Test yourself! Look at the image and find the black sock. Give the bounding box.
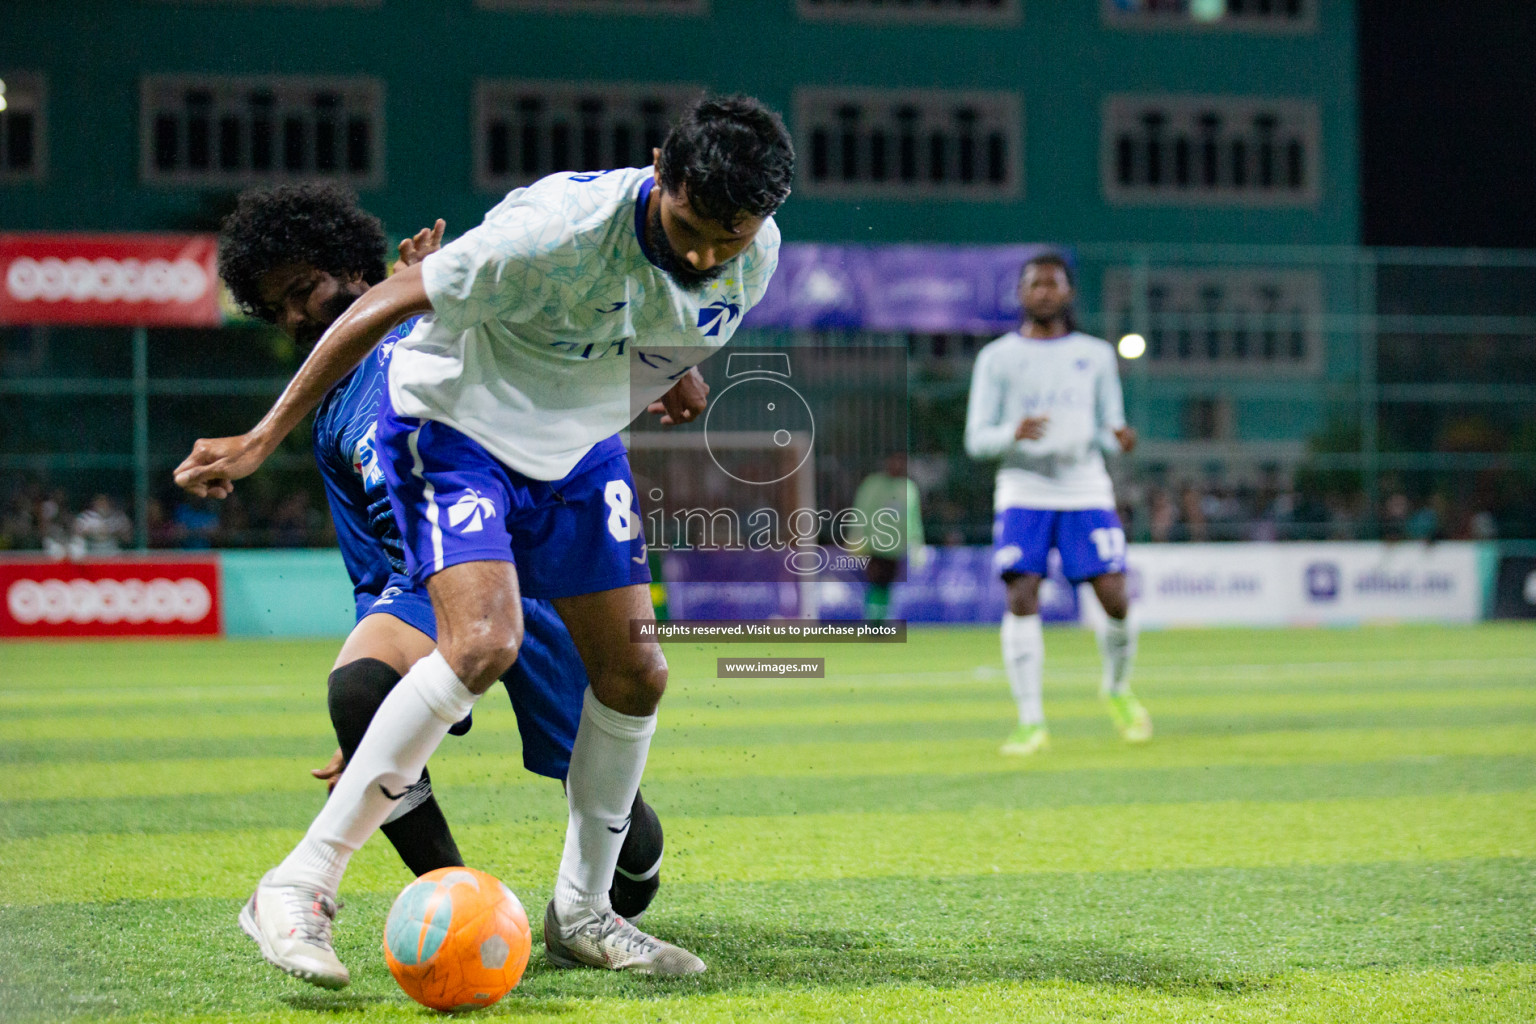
[328,658,464,876]
[611,789,663,918]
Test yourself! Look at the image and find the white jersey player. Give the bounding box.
[176,95,794,983]
[965,252,1151,756]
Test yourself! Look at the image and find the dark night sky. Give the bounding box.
[1359,0,1536,248]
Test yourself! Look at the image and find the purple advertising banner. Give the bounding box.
[742,243,1063,333]
[662,546,1080,625]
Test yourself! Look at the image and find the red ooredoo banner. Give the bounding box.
[0,233,222,327]
[0,558,223,638]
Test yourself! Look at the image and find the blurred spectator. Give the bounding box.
[219,494,254,547]
[1147,487,1176,542]
[1469,510,1498,539]
[72,494,131,554]
[37,488,72,556]
[145,498,181,548]
[270,491,321,548]
[173,497,221,549]
[1406,494,1448,543]
[1178,485,1208,542]
[1381,491,1411,542]
[1,493,35,550]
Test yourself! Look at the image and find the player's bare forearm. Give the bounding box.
[174,264,434,497]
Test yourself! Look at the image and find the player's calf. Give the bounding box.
[329,658,468,875]
[610,790,663,920]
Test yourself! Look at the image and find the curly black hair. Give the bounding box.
[218,182,387,321]
[656,95,794,228]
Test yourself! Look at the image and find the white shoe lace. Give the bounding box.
[280,888,340,948]
[596,914,661,957]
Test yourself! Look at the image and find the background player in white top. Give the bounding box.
[965,252,1152,757]
[175,96,793,981]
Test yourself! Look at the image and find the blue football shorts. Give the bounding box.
[992,507,1127,584]
[377,392,650,600]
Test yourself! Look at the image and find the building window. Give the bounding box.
[1103,0,1314,32]
[795,88,1021,200]
[140,76,383,186]
[1102,95,1318,206]
[1102,267,1323,373]
[0,74,45,182]
[799,0,1019,24]
[143,1,380,6]
[475,81,700,191]
[475,0,707,13]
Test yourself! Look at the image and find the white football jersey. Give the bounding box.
[390,166,780,480]
[964,330,1126,511]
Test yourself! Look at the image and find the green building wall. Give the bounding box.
[1,1,1358,246]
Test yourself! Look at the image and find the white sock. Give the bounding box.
[1001,613,1045,727]
[554,688,656,918]
[271,650,477,896]
[1097,613,1137,696]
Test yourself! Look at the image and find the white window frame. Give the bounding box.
[143,2,381,7]
[794,86,1022,201]
[474,79,702,191]
[1101,94,1320,207]
[1101,266,1325,376]
[139,75,384,187]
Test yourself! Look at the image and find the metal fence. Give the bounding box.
[3,243,1534,550]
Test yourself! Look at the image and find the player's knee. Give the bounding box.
[1095,575,1131,619]
[1100,594,1130,620]
[597,648,668,715]
[628,651,669,709]
[327,658,403,756]
[1004,574,1042,616]
[443,624,521,694]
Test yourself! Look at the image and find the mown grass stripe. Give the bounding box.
[9,685,1536,742]
[3,655,1532,715]
[8,755,1533,841]
[5,790,1530,905]
[10,724,1536,801]
[5,859,1530,1016]
[5,703,1534,771]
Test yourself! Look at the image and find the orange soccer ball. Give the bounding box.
[382,866,532,1012]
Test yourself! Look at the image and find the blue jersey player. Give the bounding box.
[965,252,1152,757]
[213,186,684,930]
[181,95,793,984]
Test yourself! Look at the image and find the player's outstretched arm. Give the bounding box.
[174,264,434,498]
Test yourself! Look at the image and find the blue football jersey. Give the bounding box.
[313,316,422,619]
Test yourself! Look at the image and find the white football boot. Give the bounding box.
[543,900,705,975]
[238,871,350,989]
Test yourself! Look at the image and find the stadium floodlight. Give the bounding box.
[1117,333,1147,359]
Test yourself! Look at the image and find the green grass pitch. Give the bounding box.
[2,623,1534,1022]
